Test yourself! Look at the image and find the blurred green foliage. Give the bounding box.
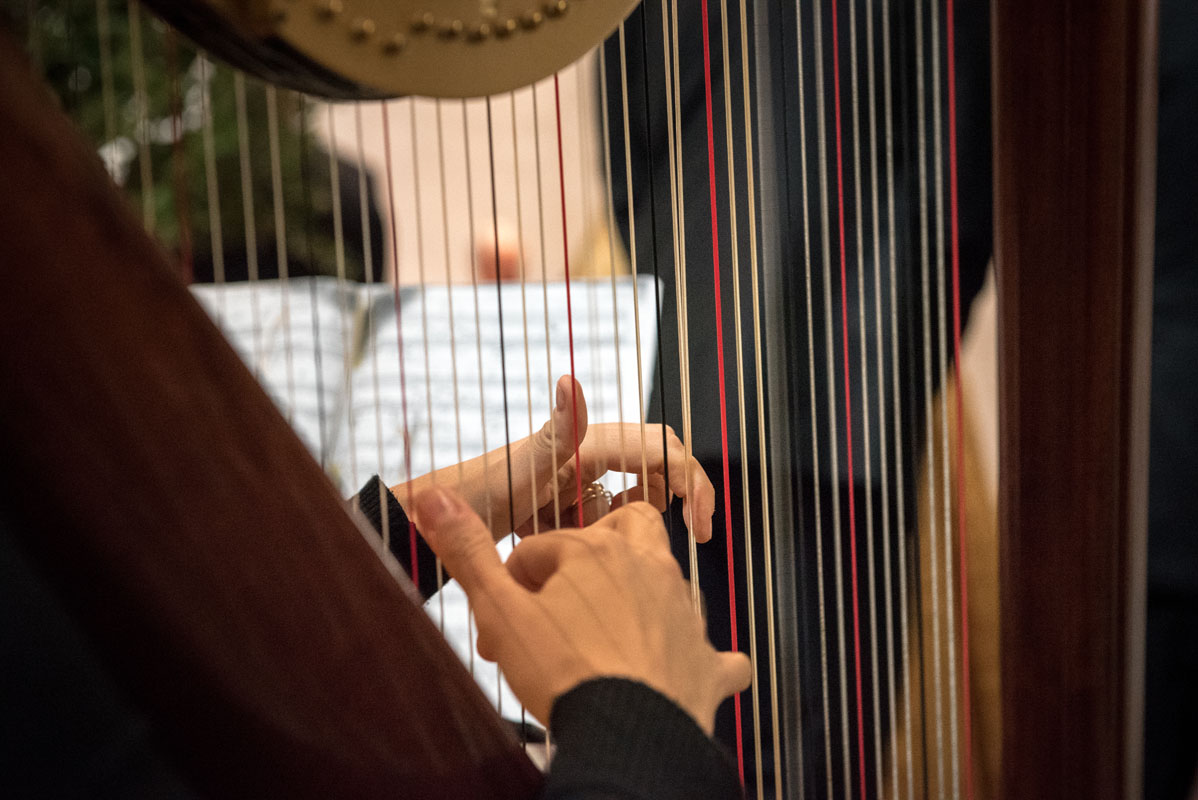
[4,0,380,282]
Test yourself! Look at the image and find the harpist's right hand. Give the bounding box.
[410,484,751,733]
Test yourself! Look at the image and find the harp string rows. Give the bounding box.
[18,1,982,797]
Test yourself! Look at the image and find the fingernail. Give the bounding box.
[556,379,568,412]
[415,485,462,528]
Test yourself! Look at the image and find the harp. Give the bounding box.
[0,1,1157,799]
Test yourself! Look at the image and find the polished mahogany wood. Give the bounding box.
[0,29,542,799]
[993,1,1158,798]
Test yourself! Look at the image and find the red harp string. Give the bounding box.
[829,0,870,795]
[698,0,745,781]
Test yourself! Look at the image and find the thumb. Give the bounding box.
[524,375,589,493]
[716,651,753,699]
[412,486,518,606]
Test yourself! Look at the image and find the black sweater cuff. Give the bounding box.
[353,476,441,600]
[544,678,742,800]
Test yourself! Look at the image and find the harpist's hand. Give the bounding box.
[391,375,715,542]
[411,486,751,733]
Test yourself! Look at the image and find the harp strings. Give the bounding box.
[946,0,975,796]
[613,22,653,495]
[659,0,701,603]
[732,0,786,791]
[715,0,764,788]
[26,1,988,796]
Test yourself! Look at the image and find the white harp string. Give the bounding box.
[615,23,653,496]
[598,47,632,498]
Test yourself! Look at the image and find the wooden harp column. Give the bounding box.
[993,1,1157,798]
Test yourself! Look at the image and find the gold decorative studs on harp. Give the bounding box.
[239,0,638,98]
[291,2,573,47]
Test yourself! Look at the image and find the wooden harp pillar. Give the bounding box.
[994,1,1158,798]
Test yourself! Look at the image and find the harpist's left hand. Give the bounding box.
[390,375,715,542]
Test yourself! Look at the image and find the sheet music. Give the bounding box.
[193,275,659,723]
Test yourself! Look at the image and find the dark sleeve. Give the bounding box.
[542,678,743,800]
[353,476,442,601]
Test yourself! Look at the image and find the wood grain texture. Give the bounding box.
[0,28,542,799]
[992,1,1158,798]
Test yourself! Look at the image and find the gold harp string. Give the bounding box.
[715,0,764,791]
[861,0,907,795]
[881,0,918,792]
[735,0,785,792]
[930,1,963,793]
[845,0,887,783]
[913,0,948,791]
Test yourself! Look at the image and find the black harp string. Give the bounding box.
[484,93,521,732]
[597,45,634,498]
[406,98,446,602]
[634,7,674,546]
[507,86,535,747]
[433,97,470,644]
[664,0,700,601]
[530,85,564,535]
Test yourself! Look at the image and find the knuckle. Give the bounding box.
[531,422,558,456]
